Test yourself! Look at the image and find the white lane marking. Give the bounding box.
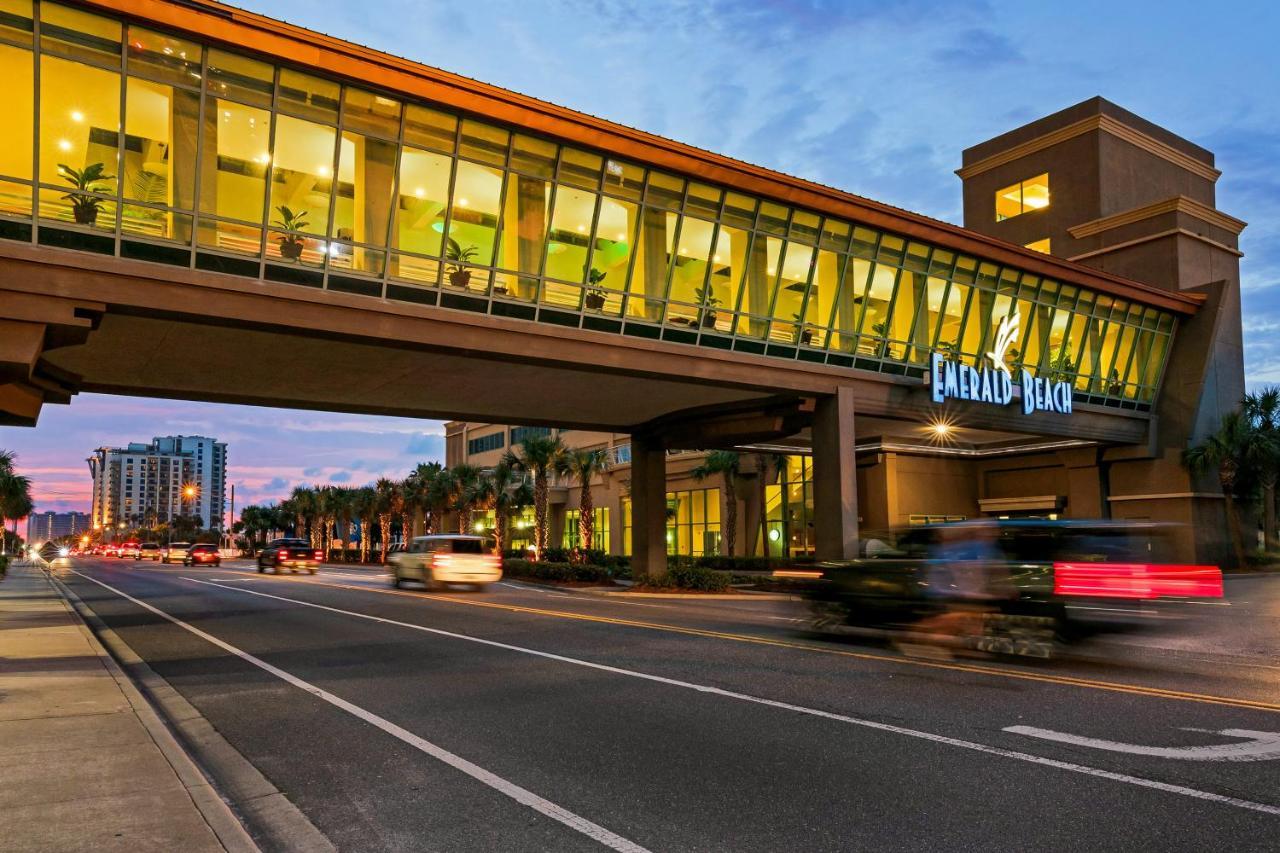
[498,581,572,597]
[69,571,651,853]
[1006,726,1280,761]
[178,575,1280,817]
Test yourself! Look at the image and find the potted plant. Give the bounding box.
[583,268,607,311]
[695,285,721,328]
[273,205,309,261]
[59,162,114,226]
[792,313,814,345]
[446,237,478,288]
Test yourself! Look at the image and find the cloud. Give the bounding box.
[264,477,288,491]
[405,433,445,458]
[932,28,1026,70]
[302,467,323,477]
[330,471,352,483]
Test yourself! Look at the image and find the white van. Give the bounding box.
[389,535,501,591]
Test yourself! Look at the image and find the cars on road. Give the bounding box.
[136,542,162,561]
[183,543,222,567]
[389,535,501,591]
[257,538,320,574]
[162,542,191,563]
[801,519,1222,658]
[118,540,141,559]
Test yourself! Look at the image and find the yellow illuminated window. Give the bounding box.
[1024,238,1051,253]
[995,173,1049,221]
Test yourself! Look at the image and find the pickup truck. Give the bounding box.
[801,519,1222,658]
[257,538,322,574]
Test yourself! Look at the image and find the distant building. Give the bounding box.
[87,436,228,532]
[25,511,91,544]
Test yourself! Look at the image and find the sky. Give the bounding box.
[2,0,1278,515]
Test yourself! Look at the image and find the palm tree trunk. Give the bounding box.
[360,519,370,563]
[1265,480,1277,553]
[379,514,391,562]
[495,506,507,554]
[723,477,737,557]
[580,485,594,551]
[534,471,549,555]
[458,507,470,535]
[1221,472,1246,568]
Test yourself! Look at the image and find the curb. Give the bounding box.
[505,578,800,601]
[51,572,337,853]
[581,589,802,601]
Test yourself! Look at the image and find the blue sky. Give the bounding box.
[3,0,1277,513]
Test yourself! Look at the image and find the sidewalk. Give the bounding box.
[0,563,255,853]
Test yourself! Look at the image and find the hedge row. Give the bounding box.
[0,554,8,578]
[634,564,733,592]
[502,559,612,584]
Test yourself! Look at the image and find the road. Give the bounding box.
[57,557,1280,851]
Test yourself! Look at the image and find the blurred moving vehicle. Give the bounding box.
[118,540,141,559]
[801,519,1222,658]
[184,543,222,567]
[390,535,501,591]
[162,542,191,564]
[136,543,162,561]
[257,538,320,574]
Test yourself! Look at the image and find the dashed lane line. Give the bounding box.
[187,567,1280,715]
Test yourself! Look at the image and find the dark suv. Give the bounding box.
[803,519,1222,656]
[183,543,222,566]
[258,538,320,574]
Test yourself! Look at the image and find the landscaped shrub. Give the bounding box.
[0,554,8,578]
[502,558,611,584]
[638,564,733,592]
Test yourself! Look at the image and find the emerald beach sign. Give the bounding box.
[929,311,1073,415]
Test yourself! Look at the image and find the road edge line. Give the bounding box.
[52,571,336,853]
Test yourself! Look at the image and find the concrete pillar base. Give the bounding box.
[630,433,667,581]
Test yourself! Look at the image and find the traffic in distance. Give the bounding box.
[65,518,1226,660]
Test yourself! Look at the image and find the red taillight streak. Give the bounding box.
[1053,562,1223,599]
[314,550,323,561]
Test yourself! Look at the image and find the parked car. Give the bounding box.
[162,542,192,564]
[800,519,1222,658]
[136,542,162,561]
[118,541,141,559]
[183,543,222,567]
[389,535,501,591]
[257,538,320,574]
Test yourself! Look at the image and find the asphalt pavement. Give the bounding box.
[54,557,1280,852]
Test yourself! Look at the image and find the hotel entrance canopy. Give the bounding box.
[0,0,1201,436]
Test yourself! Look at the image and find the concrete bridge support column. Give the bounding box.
[813,386,859,561]
[630,433,667,581]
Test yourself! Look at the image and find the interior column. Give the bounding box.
[812,385,858,560]
[630,432,667,580]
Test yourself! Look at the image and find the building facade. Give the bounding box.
[25,510,91,543]
[87,434,227,531]
[0,1,1245,567]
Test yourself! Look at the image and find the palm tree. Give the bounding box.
[556,448,608,551]
[288,485,316,546]
[1183,410,1268,568]
[487,461,531,554]
[374,478,403,562]
[450,464,490,535]
[0,450,33,556]
[503,434,564,556]
[351,486,377,563]
[1242,388,1280,552]
[0,451,33,554]
[691,451,742,557]
[406,462,445,537]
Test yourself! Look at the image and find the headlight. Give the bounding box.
[58,547,70,557]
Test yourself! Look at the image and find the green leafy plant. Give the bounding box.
[1046,344,1074,383]
[59,162,114,226]
[273,205,309,261]
[446,237,479,287]
[791,313,814,344]
[584,267,608,310]
[695,285,722,328]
